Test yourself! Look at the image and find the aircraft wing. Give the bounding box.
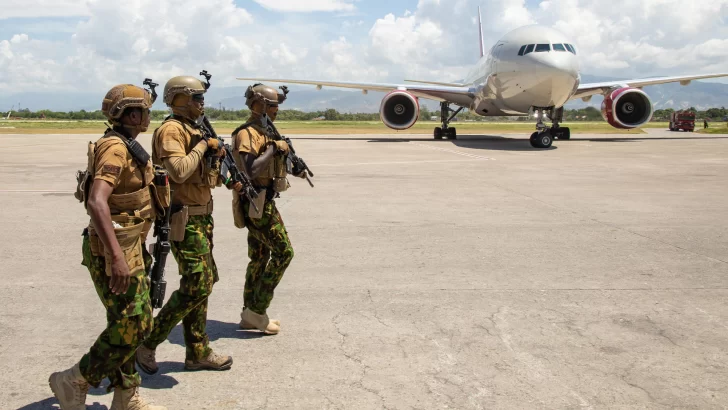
[236,77,474,104]
[571,73,728,101]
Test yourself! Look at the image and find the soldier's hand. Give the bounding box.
[217,147,226,158]
[264,142,278,155]
[232,182,243,192]
[274,140,290,154]
[109,256,131,295]
[295,170,307,179]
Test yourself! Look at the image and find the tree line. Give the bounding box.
[2,106,727,122]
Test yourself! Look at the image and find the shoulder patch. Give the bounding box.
[102,164,122,175]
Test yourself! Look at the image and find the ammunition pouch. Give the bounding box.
[108,187,155,239]
[248,189,266,219]
[232,191,246,229]
[88,215,146,277]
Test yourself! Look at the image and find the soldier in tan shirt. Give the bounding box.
[50,84,166,410]
[136,75,233,373]
[232,83,305,335]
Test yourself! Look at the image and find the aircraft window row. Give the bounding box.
[517,43,576,56]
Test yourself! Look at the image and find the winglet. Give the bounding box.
[478,6,485,58]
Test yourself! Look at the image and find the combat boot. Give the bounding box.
[240,308,280,335]
[135,344,158,375]
[110,386,166,410]
[48,362,89,410]
[184,350,233,371]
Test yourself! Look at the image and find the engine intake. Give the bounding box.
[380,90,419,130]
[601,87,653,129]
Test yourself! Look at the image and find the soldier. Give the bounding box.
[231,83,303,335]
[135,75,233,374]
[49,84,166,410]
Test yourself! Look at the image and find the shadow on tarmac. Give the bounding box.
[167,319,269,348]
[16,397,107,410]
[292,134,728,151]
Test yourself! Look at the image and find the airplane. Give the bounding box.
[238,7,728,149]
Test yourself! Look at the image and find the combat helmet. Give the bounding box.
[163,75,208,120]
[101,83,155,132]
[245,83,288,114]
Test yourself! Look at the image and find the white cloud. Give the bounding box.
[251,0,356,12]
[0,0,90,19]
[2,0,728,99]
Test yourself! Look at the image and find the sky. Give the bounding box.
[1,0,727,100]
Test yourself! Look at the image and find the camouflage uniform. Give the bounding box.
[142,213,218,360]
[242,199,294,314]
[79,234,153,389]
[233,118,295,317]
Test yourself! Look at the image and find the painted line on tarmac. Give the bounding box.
[408,141,496,160]
[315,158,490,167]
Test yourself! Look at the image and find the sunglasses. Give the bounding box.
[192,94,205,102]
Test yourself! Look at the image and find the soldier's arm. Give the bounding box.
[156,125,209,183]
[163,141,207,183]
[87,180,131,295]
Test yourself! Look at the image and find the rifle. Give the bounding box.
[150,171,171,309]
[260,114,315,188]
[198,114,260,213]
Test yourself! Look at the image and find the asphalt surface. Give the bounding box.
[1,129,727,409]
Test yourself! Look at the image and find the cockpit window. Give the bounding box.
[553,43,566,52]
[565,44,576,54]
[518,45,527,56]
[524,44,535,55]
[535,44,551,52]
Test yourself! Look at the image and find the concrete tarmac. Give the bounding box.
[1,129,727,409]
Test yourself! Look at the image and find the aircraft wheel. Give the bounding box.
[447,127,457,139]
[530,131,552,148]
[559,127,571,140]
[434,127,443,139]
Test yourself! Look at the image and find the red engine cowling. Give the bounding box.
[601,87,653,129]
[379,90,419,130]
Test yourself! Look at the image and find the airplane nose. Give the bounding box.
[526,54,579,106]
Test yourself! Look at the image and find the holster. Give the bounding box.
[232,191,246,229]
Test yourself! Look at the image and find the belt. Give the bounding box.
[187,200,214,216]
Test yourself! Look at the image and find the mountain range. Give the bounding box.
[2,75,726,113]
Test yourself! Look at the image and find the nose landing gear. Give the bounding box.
[529,107,570,148]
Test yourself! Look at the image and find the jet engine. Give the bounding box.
[379,90,419,130]
[601,87,653,129]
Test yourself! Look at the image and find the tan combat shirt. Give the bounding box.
[93,135,153,195]
[152,119,212,207]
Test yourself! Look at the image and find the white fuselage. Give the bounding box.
[458,25,581,116]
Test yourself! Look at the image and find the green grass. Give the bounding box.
[0,119,660,134]
[695,123,728,134]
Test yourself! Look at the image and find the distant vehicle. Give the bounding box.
[669,110,695,132]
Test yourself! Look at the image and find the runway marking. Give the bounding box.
[314,158,490,167]
[408,141,496,160]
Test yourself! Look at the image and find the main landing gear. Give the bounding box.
[434,101,463,140]
[529,107,570,149]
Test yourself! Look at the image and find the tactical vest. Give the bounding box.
[233,123,289,193]
[74,130,170,276]
[75,132,169,241]
[153,117,221,188]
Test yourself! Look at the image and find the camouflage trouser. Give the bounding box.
[143,215,218,360]
[243,200,294,315]
[78,233,153,390]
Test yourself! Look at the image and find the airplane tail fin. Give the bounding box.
[478,6,485,58]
